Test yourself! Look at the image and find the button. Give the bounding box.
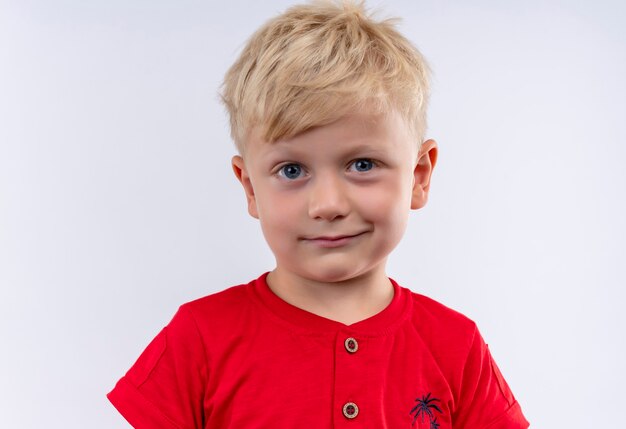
[344,337,358,353]
[342,402,359,419]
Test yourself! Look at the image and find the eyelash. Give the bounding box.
[275,158,377,181]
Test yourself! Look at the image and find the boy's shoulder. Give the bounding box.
[410,290,477,330]
[178,279,254,325]
[404,287,481,357]
[184,281,250,310]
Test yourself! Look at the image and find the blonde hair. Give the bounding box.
[220,0,430,153]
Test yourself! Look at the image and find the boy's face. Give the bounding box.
[232,109,437,285]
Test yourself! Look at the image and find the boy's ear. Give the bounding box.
[231,155,259,219]
[411,139,438,210]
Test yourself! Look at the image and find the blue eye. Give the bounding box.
[351,159,374,172]
[278,163,303,180]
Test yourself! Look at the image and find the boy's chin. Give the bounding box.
[287,265,385,285]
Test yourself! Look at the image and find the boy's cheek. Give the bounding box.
[256,198,296,230]
[257,191,302,218]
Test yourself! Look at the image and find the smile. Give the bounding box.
[301,232,366,248]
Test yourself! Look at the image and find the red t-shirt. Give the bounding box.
[108,273,529,428]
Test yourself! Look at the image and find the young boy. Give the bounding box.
[108,1,529,427]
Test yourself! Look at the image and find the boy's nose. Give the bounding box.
[307,174,350,221]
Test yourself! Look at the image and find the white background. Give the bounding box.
[1,0,624,427]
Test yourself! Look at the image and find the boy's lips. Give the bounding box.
[300,231,367,248]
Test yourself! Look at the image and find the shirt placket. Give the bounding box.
[333,330,368,427]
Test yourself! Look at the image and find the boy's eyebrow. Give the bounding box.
[263,141,392,159]
[337,144,391,159]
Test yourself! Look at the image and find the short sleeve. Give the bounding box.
[452,327,529,428]
[107,305,208,429]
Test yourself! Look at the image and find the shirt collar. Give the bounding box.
[247,272,413,337]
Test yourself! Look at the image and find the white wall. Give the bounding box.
[1,0,624,427]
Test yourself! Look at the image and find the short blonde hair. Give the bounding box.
[220,0,430,153]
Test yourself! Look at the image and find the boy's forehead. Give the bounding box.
[250,107,406,142]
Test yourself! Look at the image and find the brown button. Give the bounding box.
[342,402,359,419]
[344,337,358,353]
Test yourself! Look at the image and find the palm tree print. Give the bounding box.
[410,392,443,427]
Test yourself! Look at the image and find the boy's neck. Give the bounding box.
[266,265,394,326]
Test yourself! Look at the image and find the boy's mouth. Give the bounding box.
[301,232,367,248]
